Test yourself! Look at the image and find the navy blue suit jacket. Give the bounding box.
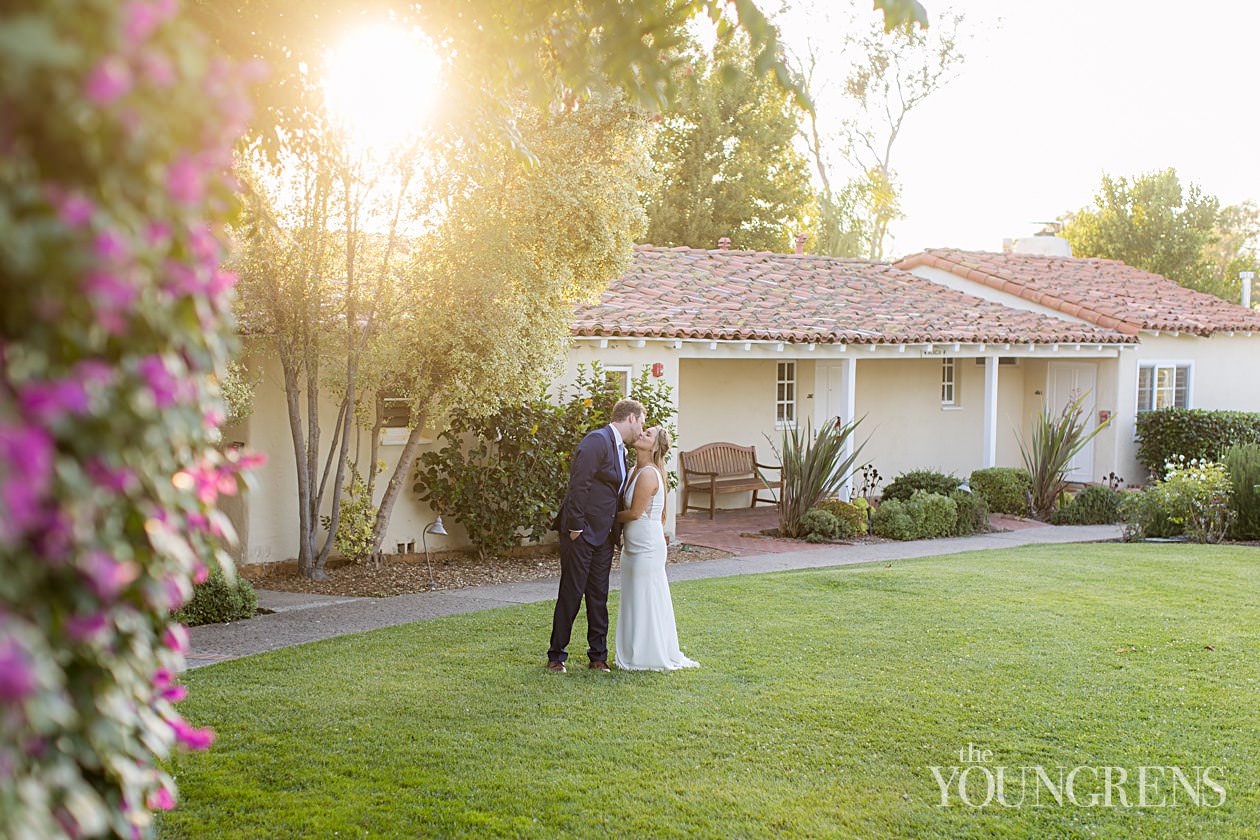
[555,426,625,546]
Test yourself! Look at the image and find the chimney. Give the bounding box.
[794,233,808,255]
[1010,236,1072,257]
[717,236,732,250]
[1242,271,1254,309]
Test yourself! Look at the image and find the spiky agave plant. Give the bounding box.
[769,416,866,538]
[1018,392,1110,520]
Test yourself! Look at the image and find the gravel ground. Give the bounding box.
[251,543,733,598]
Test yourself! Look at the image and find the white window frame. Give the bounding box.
[1136,360,1193,413]
[941,357,961,408]
[776,361,797,428]
[604,365,632,397]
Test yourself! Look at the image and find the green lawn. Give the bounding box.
[160,544,1259,839]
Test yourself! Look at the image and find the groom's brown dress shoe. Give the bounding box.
[546,660,566,673]
[588,661,611,672]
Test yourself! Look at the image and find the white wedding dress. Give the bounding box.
[615,465,700,671]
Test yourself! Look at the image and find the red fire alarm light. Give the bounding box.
[651,362,664,378]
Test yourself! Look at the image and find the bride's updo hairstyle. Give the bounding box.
[650,426,671,471]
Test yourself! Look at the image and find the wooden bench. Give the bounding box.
[679,442,782,519]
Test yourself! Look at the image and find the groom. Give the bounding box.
[547,398,645,673]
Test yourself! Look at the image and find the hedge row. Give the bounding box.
[1136,408,1260,479]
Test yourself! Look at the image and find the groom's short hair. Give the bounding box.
[611,398,645,423]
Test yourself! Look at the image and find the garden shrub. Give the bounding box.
[175,571,258,627]
[1224,443,1260,540]
[414,363,678,561]
[969,467,1031,515]
[1122,457,1234,543]
[871,492,957,540]
[871,499,917,540]
[799,508,844,543]
[1119,490,1181,541]
[911,491,958,539]
[1052,486,1124,525]
[950,489,990,536]
[881,469,962,502]
[815,498,868,535]
[0,3,258,835]
[322,470,376,563]
[1136,408,1260,479]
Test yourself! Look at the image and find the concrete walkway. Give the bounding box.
[187,524,1122,668]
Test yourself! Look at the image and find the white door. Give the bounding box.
[825,364,845,422]
[1047,362,1097,483]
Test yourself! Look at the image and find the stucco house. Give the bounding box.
[228,238,1260,568]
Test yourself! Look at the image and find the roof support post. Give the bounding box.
[983,356,999,469]
[840,357,857,499]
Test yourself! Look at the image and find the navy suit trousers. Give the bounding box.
[547,530,614,663]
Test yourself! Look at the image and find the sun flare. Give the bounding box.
[323,23,442,152]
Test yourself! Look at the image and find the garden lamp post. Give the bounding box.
[422,516,447,589]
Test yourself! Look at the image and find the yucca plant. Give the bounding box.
[1018,393,1110,521]
[768,417,867,538]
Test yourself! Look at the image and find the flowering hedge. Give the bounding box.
[1,1,257,837]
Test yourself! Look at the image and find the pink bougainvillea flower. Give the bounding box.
[187,225,218,264]
[137,48,176,88]
[0,424,53,539]
[52,191,95,227]
[146,787,176,811]
[163,623,189,654]
[84,55,133,106]
[87,458,137,494]
[146,221,171,248]
[166,156,206,206]
[81,550,140,601]
[0,637,35,702]
[161,684,188,703]
[122,2,161,47]
[192,560,209,584]
[170,717,215,750]
[65,612,109,642]
[93,230,131,263]
[153,667,173,691]
[137,355,183,408]
[19,378,91,425]
[84,270,139,313]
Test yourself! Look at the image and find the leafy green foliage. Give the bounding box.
[644,33,813,252]
[815,498,869,535]
[1224,443,1260,540]
[0,1,256,833]
[1062,168,1225,296]
[881,469,962,502]
[175,571,258,627]
[969,467,1031,516]
[871,491,957,540]
[1135,408,1260,480]
[220,360,257,426]
[1018,394,1110,520]
[950,489,991,537]
[320,471,377,563]
[799,508,845,543]
[1123,457,1235,543]
[770,417,867,539]
[1052,486,1125,525]
[413,364,678,561]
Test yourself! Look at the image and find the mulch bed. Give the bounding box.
[251,543,734,598]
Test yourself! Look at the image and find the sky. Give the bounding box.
[772,0,1260,258]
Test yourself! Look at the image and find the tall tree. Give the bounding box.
[1062,168,1224,295]
[644,34,814,253]
[1203,200,1260,304]
[796,7,966,259]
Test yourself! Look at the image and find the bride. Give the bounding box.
[614,426,699,671]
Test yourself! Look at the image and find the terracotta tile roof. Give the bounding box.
[897,249,1260,337]
[571,246,1135,345]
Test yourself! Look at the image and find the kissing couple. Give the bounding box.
[547,398,699,673]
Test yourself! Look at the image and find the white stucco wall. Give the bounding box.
[232,341,456,568]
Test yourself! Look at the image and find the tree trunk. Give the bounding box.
[369,416,429,561]
[281,358,317,578]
